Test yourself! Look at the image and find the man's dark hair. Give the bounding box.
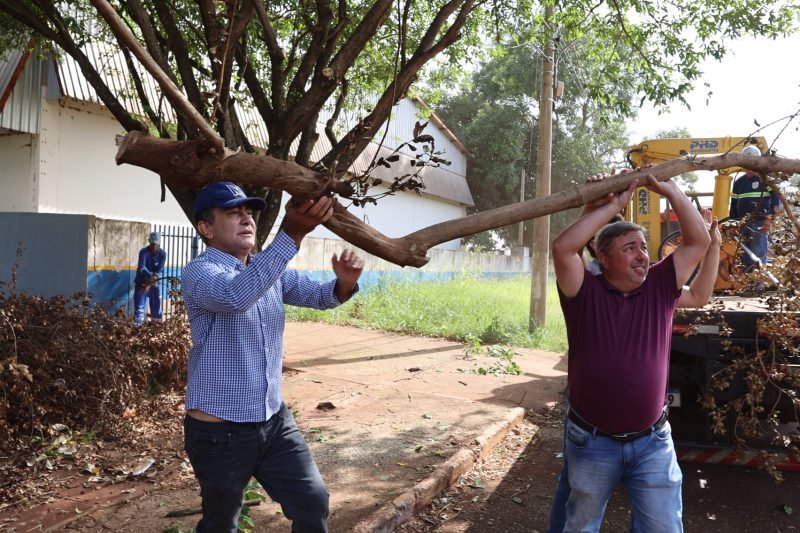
[594,221,646,257]
[195,209,216,244]
[585,214,626,259]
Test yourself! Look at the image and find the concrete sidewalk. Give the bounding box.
[275,322,567,531]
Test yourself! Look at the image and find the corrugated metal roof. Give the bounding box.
[57,43,178,124]
[0,48,42,134]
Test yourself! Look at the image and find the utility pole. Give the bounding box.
[518,164,526,246]
[529,6,554,331]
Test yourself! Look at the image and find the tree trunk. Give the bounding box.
[116,132,800,268]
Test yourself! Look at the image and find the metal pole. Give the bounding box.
[529,6,554,331]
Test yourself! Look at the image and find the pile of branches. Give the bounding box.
[684,189,800,477]
[0,278,190,456]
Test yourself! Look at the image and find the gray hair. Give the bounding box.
[195,208,216,244]
[594,221,646,257]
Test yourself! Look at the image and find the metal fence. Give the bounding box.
[150,223,204,320]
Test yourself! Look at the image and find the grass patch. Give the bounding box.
[285,274,567,353]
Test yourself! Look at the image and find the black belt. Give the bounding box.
[567,409,668,442]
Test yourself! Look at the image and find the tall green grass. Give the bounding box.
[285,274,567,353]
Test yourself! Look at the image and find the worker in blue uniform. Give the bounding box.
[729,145,780,271]
[134,231,167,326]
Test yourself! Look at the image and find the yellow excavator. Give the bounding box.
[625,138,796,449]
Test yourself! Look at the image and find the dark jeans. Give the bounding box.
[183,403,329,532]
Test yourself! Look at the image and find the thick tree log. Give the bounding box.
[116,131,354,198]
[115,132,800,268]
[406,154,800,256]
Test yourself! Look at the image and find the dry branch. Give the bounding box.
[116,132,800,268]
[766,176,800,236]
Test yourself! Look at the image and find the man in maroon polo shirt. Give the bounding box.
[548,173,710,533]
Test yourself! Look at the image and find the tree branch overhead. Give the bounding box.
[116,132,800,267]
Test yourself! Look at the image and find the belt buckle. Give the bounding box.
[610,431,638,441]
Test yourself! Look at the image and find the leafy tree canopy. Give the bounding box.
[431,38,630,249]
[0,0,796,245]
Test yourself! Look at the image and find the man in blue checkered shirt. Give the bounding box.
[181,181,363,532]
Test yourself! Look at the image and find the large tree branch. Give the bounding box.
[120,47,169,137]
[115,133,800,267]
[323,79,349,150]
[249,0,285,112]
[234,42,276,129]
[0,1,60,42]
[0,2,140,133]
[24,1,149,133]
[281,0,394,141]
[215,1,255,140]
[120,0,172,80]
[151,0,205,124]
[116,131,354,197]
[286,0,333,101]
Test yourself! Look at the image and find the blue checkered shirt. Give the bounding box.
[181,230,341,422]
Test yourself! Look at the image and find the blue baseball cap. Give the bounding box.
[194,182,267,217]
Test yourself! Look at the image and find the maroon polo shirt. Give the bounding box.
[559,255,681,434]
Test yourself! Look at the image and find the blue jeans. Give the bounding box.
[183,404,329,532]
[549,417,683,533]
[133,284,162,326]
[547,425,570,533]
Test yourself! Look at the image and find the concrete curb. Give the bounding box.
[352,406,526,533]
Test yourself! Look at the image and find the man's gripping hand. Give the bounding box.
[281,196,335,247]
[581,168,636,216]
[644,174,681,198]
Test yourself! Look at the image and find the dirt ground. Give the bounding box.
[399,405,800,533]
[0,322,566,533]
[4,401,800,532]
[2,321,800,532]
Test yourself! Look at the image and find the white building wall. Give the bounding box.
[35,97,188,225]
[0,132,36,211]
[392,98,467,177]
[316,98,467,178]
[279,184,466,250]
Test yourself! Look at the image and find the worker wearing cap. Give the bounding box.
[133,231,167,326]
[729,145,780,270]
[181,181,363,532]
